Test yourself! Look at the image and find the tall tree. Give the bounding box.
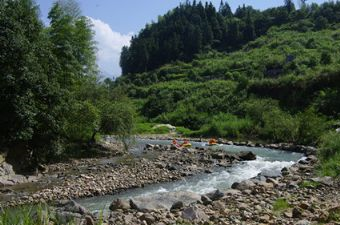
[0,0,65,168]
[48,0,97,88]
[244,11,256,41]
[219,1,233,18]
[284,0,296,13]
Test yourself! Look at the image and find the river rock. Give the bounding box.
[260,168,282,178]
[238,151,256,160]
[201,195,213,205]
[85,215,95,225]
[211,152,225,160]
[295,220,311,225]
[206,189,224,201]
[310,176,334,186]
[182,206,208,221]
[292,207,303,218]
[231,180,255,190]
[56,211,82,224]
[140,213,156,225]
[109,198,130,211]
[57,200,91,216]
[130,191,201,211]
[170,201,184,212]
[0,162,15,176]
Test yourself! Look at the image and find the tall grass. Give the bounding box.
[0,204,104,225]
[0,205,50,225]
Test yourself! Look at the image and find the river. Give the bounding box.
[77,139,304,212]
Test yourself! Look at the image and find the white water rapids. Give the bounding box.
[77,140,304,212]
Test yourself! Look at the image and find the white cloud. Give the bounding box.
[88,17,132,78]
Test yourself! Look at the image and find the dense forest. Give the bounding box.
[0,0,134,170]
[116,1,340,176]
[120,0,340,75]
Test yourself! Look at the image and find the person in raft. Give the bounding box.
[181,139,192,147]
[172,139,180,148]
[208,138,217,145]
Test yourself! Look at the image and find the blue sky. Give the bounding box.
[36,0,327,78]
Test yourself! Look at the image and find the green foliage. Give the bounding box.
[296,108,328,145]
[317,132,340,177]
[0,204,50,225]
[261,108,298,143]
[272,198,290,213]
[0,0,67,167]
[196,114,253,139]
[0,204,104,225]
[176,127,193,136]
[299,180,321,188]
[99,101,135,135]
[64,101,100,142]
[0,0,135,167]
[133,123,156,134]
[153,126,171,134]
[120,1,340,75]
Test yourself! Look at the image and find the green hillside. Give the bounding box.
[116,25,340,145]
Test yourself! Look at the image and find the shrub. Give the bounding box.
[261,108,298,143]
[273,198,290,213]
[296,108,328,145]
[317,132,340,177]
[196,113,253,138]
[64,101,100,142]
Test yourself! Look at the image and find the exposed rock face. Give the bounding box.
[0,162,34,186]
[0,162,15,177]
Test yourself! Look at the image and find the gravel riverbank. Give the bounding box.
[0,144,255,208]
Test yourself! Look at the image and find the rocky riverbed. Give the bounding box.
[0,144,255,208]
[51,153,340,225]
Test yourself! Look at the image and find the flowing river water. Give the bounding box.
[77,139,304,212]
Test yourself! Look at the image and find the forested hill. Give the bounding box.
[114,1,340,149]
[120,0,340,75]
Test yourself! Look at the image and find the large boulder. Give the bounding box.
[130,191,201,211]
[0,162,15,177]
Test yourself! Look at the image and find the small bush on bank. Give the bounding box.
[195,113,253,139]
[317,132,340,177]
[261,108,298,143]
[273,198,290,213]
